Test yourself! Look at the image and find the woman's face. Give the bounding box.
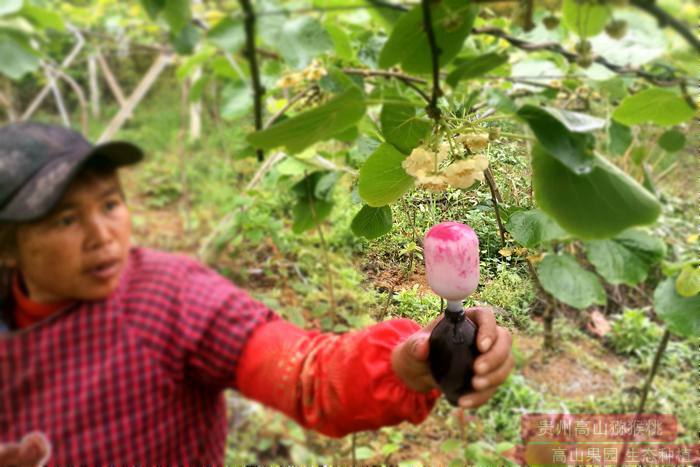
[12,172,132,303]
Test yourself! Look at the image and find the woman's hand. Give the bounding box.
[0,432,52,467]
[391,306,514,408]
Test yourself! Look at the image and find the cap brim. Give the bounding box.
[89,141,144,166]
[0,141,143,222]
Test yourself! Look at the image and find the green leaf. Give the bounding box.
[657,129,686,152]
[381,443,400,456]
[141,0,165,19]
[164,0,190,33]
[314,171,340,201]
[447,52,508,87]
[325,22,353,60]
[176,49,212,81]
[661,259,697,277]
[537,107,606,133]
[675,265,700,297]
[380,98,431,154]
[379,0,478,74]
[358,143,414,207]
[170,23,199,55]
[351,205,393,239]
[613,88,696,127]
[319,66,360,93]
[354,447,374,461]
[631,146,647,165]
[21,4,65,31]
[189,76,208,102]
[440,439,462,454]
[517,105,598,174]
[247,87,366,154]
[277,16,333,69]
[562,0,611,37]
[0,33,38,80]
[506,209,568,248]
[608,121,632,156]
[221,81,252,120]
[654,277,700,338]
[291,172,334,233]
[537,253,606,309]
[532,144,662,239]
[0,0,23,16]
[585,229,666,286]
[207,17,244,52]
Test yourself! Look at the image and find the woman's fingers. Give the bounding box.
[458,386,498,409]
[472,352,515,391]
[465,307,498,352]
[473,326,513,375]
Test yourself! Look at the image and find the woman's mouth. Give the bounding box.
[86,260,121,281]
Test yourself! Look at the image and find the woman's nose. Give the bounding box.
[84,215,112,250]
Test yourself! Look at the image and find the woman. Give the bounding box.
[0,122,514,464]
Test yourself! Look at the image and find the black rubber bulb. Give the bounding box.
[428,307,480,406]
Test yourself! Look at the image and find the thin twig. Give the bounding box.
[311,202,336,312]
[342,68,426,84]
[629,0,700,53]
[342,67,430,102]
[240,0,265,162]
[619,328,671,465]
[638,329,671,414]
[421,0,442,120]
[263,86,316,129]
[484,167,506,247]
[257,2,417,16]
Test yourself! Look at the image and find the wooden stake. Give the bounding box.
[53,68,89,134]
[22,28,85,121]
[88,54,100,118]
[189,67,202,142]
[98,53,173,143]
[46,67,71,127]
[95,50,127,108]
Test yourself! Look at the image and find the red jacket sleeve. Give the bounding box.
[235,318,441,437]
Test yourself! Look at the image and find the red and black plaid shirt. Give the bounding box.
[0,248,278,464]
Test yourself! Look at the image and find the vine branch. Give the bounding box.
[421,0,442,120]
[473,26,688,87]
[240,0,265,162]
[629,0,700,53]
[342,67,430,102]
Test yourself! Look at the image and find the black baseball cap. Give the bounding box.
[0,122,143,222]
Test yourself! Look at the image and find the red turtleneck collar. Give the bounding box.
[12,273,73,329]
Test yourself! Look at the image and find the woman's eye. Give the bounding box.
[57,215,76,227]
[105,199,120,210]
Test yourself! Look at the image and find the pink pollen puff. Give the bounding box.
[426,221,476,242]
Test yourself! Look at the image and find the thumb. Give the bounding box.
[407,332,430,361]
